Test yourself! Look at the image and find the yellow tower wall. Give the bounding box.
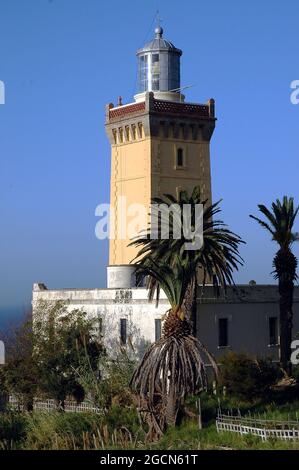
[105,92,216,266]
[109,137,152,265]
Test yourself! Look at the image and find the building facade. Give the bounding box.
[32,283,299,363]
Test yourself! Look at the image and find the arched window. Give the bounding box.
[177,148,184,167]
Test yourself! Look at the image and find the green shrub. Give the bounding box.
[184,392,221,423]
[292,365,299,383]
[219,352,281,401]
[0,412,27,446]
[104,405,140,434]
[96,351,137,408]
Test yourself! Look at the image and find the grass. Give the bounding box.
[0,405,144,450]
[2,398,299,450]
[143,421,299,450]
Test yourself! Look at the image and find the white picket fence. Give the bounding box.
[8,396,101,414]
[216,411,299,441]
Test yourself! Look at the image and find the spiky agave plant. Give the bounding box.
[250,196,299,374]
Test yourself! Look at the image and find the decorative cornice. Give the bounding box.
[106,92,216,124]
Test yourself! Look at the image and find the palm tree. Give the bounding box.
[131,259,214,436]
[131,187,244,328]
[129,187,244,436]
[250,196,299,375]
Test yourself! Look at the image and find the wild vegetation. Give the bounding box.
[0,188,298,450]
[2,391,299,450]
[0,302,104,410]
[1,314,299,450]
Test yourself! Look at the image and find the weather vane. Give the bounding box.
[156,9,162,28]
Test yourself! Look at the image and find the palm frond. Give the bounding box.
[251,196,299,250]
[249,214,275,236]
[131,186,244,304]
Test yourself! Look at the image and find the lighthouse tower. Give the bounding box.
[105,27,216,288]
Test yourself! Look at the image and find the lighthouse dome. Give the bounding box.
[136,27,182,100]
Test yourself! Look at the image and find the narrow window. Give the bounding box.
[151,54,160,90]
[152,53,159,68]
[218,318,228,347]
[177,148,184,167]
[155,319,162,341]
[119,128,124,143]
[98,317,103,335]
[269,317,278,345]
[138,122,143,138]
[139,54,148,92]
[125,126,130,141]
[120,318,127,345]
[131,124,136,140]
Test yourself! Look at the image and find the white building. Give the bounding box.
[32,282,299,363]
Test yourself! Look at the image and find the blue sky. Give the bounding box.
[0,0,298,324]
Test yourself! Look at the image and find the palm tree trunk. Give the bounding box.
[279,278,294,375]
[182,275,196,334]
